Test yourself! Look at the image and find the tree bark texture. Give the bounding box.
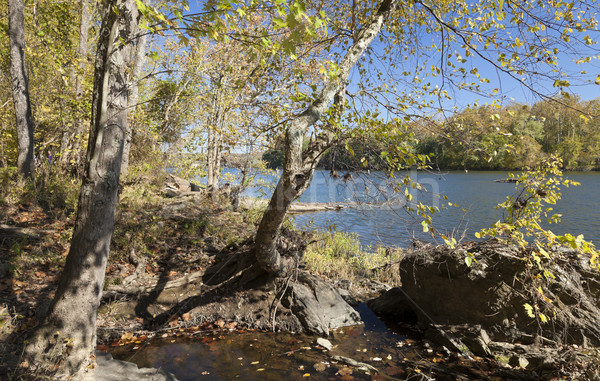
[254,0,399,275]
[9,0,35,181]
[26,0,139,377]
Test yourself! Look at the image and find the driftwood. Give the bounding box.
[239,197,346,214]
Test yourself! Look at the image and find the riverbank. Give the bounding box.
[2,185,599,380]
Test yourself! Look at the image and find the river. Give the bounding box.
[244,169,600,248]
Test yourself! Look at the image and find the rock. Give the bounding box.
[372,241,600,346]
[424,326,472,356]
[509,355,529,369]
[366,287,417,323]
[84,352,179,381]
[424,325,493,357]
[163,175,201,197]
[463,334,492,357]
[336,287,359,306]
[316,338,333,351]
[284,272,362,336]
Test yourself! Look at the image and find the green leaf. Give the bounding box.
[465,256,473,267]
[273,17,286,29]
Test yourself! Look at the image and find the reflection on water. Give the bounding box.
[110,304,419,380]
[235,169,600,248]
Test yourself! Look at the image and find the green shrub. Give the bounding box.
[303,229,403,286]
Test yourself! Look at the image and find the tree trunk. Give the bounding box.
[26,0,138,377]
[253,0,398,275]
[206,75,225,199]
[122,6,149,178]
[9,0,35,181]
[60,0,91,169]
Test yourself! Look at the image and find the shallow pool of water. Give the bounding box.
[109,304,425,380]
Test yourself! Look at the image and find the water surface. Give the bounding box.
[241,169,600,247]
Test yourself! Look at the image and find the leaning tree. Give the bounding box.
[26,0,140,377]
[253,0,600,275]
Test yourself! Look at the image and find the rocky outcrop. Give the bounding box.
[369,241,600,366]
[163,174,201,197]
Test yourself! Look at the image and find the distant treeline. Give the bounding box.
[263,96,600,171]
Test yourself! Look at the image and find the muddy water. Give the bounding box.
[109,304,428,380]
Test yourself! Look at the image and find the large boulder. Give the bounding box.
[163,174,201,197]
[284,272,362,336]
[369,241,600,347]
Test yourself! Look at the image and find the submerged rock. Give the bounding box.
[84,352,178,381]
[316,337,333,351]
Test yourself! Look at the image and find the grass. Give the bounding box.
[303,229,403,287]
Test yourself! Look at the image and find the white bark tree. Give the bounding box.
[9,0,35,181]
[254,0,399,275]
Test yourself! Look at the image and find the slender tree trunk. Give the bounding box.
[122,6,149,178]
[71,0,92,172]
[9,0,35,181]
[206,76,224,199]
[253,0,398,275]
[60,0,91,168]
[26,0,139,377]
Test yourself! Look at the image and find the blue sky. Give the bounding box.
[183,0,600,117]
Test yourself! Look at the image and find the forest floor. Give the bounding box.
[1,191,598,380]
